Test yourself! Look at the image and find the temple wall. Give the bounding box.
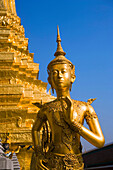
[0,1,55,169]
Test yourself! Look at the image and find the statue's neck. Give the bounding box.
[56,89,71,99]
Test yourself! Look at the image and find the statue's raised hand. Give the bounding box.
[60,96,73,124]
[60,96,82,134]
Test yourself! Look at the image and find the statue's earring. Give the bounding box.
[69,83,72,91]
[51,86,54,94]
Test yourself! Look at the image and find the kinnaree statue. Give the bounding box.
[31,26,105,170]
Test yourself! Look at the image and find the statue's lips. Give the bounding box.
[56,80,65,87]
[57,80,64,83]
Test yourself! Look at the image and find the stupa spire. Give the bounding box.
[0,0,17,15]
[12,152,20,170]
[54,25,66,57]
[0,139,5,156]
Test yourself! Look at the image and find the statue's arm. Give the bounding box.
[72,105,105,148]
[80,118,105,148]
[32,110,46,152]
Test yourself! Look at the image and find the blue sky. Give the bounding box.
[16,0,113,152]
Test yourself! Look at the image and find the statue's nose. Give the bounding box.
[58,71,62,78]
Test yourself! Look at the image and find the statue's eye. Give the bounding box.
[53,70,58,74]
[62,70,66,73]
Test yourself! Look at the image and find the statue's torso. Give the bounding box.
[32,99,97,169]
[40,99,88,155]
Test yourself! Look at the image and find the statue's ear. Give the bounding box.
[71,75,76,83]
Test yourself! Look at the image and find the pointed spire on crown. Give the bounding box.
[47,26,74,71]
[54,26,66,57]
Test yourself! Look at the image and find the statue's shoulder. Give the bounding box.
[72,99,87,107]
[72,98,96,106]
[42,99,62,112]
[72,98,97,115]
[77,98,97,121]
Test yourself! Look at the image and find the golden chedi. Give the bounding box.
[0,0,55,169]
[31,26,105,170]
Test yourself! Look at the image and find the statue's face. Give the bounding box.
[51,63,72,91]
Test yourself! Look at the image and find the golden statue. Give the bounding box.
[31,26,105,170]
